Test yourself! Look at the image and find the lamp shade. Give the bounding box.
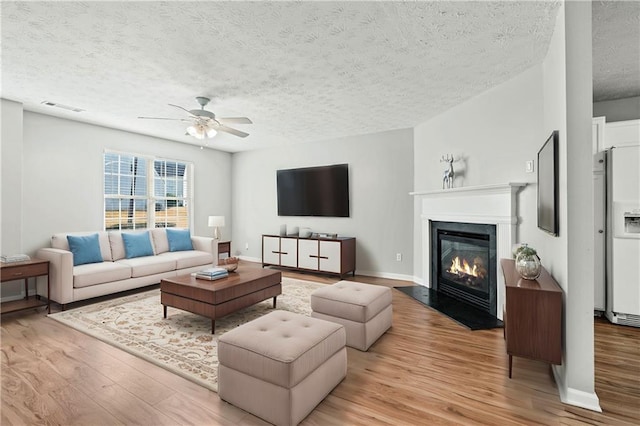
[187,125,205,140]
[208,216,225,227]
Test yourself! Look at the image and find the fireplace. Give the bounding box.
[412,183,526,321]
[431,221,497,317]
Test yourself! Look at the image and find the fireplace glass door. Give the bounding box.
[438,230,491,311]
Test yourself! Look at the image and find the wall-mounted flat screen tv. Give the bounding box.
[277,164,349,217]
[538,131,559,236]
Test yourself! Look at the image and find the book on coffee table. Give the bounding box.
[194,273,228,281]
[192,267,228,281]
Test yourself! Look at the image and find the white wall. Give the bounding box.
[231,128,414,279]
[535,2,599,410]
[1,99,24,255]
[535,0,568,288]
[558,1,598,410]
[20,112,233,255]
[1,99,26,298]
[593,96,640,122]
[413,66,544,282]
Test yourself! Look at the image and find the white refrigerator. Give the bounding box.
[593,151,606,312]
[605,144,640,326]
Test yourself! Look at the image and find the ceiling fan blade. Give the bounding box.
[138,116,191,122]
[217,125,249,138]
[168,104,198,117]
[218,117,253,125]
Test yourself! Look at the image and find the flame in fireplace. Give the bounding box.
[448,256,480,277]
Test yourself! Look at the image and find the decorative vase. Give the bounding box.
[515,244,541,280]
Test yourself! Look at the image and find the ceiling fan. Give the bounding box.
[138,97,252,139]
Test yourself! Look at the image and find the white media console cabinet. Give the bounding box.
[262,235,356,278]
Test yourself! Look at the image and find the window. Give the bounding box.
[104,152,192,230]
[153,159,190,229]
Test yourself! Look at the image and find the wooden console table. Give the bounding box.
[500,258,562,378]
[1,258,50,314]
[262,235,356,278]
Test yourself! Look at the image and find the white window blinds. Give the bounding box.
[104,152,192,230]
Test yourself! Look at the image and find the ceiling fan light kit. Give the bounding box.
[187,123,217,140]
[139,96,252,140]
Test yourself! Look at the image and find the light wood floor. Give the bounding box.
[2,263,639,425]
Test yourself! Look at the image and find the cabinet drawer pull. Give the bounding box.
[272,251,279,254]
[309,255,319,258]
[12,272,24,276]
[281,252,288,255]
[318,256,329,260]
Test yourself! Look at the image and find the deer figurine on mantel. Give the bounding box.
[441,154,455,189]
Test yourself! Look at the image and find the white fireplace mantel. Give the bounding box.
[410,182,527,198]
[411,182,527,320]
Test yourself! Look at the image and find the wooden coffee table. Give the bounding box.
[160,268,282,333]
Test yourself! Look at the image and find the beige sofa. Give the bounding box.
[37,229,217,309]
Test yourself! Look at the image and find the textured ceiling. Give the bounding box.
[592,1,640,102]
[0,1,604,153]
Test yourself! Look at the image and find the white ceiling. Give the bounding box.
[1,1,637,153]
[592,1,640,102]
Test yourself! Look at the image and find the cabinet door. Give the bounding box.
[319,241,341,273]
[298,239,319,270]
[263,236,281,265]
[280,238,298,268]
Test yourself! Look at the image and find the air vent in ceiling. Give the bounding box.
[41,101,84,113]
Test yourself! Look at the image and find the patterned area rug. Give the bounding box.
[48,277,323,392]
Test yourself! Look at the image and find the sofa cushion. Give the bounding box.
[116,256,176,278]
[122,231,154,259]
[166,228,194,252]
[67,234,103,266]
[52,231,113,262]
[109,231,127,261]
[157,250,214,269]
[109,230,156,261]
[150,228,169,254]
[73,262,132,288]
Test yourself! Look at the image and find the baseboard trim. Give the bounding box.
[356,270,414,282]
[238,255,262,263]
[0,288,27,303]
[552,365,602,412]
[0,293,26,303]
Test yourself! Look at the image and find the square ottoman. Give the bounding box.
[218,310,346,426]
[310,281,392,351]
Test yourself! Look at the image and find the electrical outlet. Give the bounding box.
[245,243,249,250]
[525,160,534,173]
[396,253,402,262]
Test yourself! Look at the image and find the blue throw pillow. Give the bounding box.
[166,228,194,252]
[67,234,103,266]
[122,231,154,259]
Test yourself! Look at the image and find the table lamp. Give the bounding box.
[208,216,225,240]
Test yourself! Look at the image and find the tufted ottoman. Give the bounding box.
[310,281,392,351]
[218,310,346,426]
